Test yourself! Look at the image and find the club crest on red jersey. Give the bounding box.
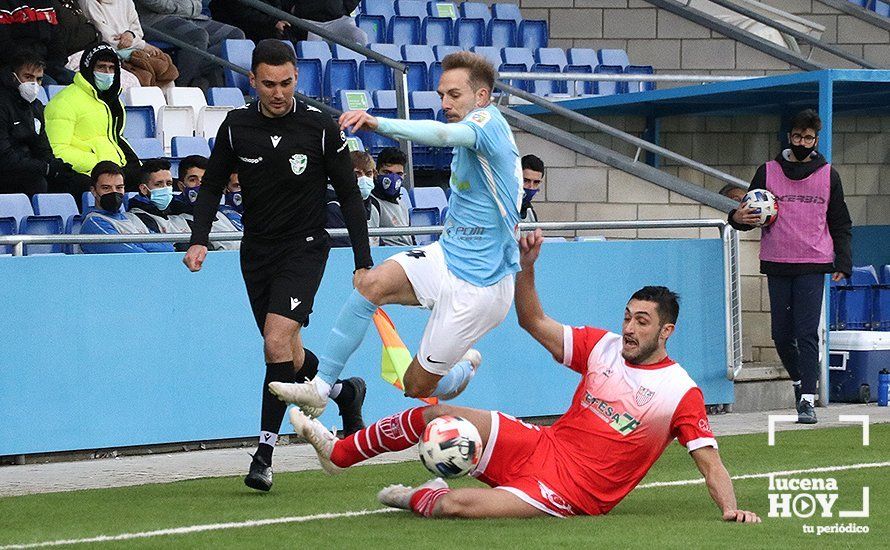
[635,386,655,407]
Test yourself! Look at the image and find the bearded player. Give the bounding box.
[288,229,760,523]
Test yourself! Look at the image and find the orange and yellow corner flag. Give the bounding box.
[372,308,438,405]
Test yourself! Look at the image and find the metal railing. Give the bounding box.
[496,72,754,84]
[0,219,744,382]
[495,80,751,191]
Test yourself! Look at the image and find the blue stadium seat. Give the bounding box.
[874,1,890,17]
[502,47,534,70]
[567,48,598,69]
[32,193,79,220]
[428,60,443,89]
[124,106,156,140]
[519,20,548,50]
[296,41,333,69]
[410,90,440,113]
[409,207,440,245]
[564,64,595,96]
[459,2,491,23]
[598,48,630,69]
[422,16,454,45]
[433,45,460,60]
[851,265,878,285]
[530,64,568,96]
[357,14,387,43]
[412,186,447,216]
[491,3,522,22]
[373,89,397,109]
[130,137,165,159]
[338,90,371,111]
[355,128,399,155]
[208,87,246,107]
[535,48,567,70]
[0,193,34,226]
[625,65,655,93]
[45,85,65,100]
[428,1,457,18]
[486,19,517,47]
[399,186,413,208]
[333,44,366,63]
[221,39,254,94]
[370,43,402,60]
[388,15,421,44]
[403,44,436,66]
[296,58,323,99]
[64,214,83,253]
[594,64,624,96]
[19,215,64,255]
[324,59,359,101]
[395,0,427,18]
[498,62,530,91]
[171,136,211,158]
[469,46,502,69]
[454,18,485,49]
[359,60,395,92]
[0,216,16,254]
[363,0,396,19]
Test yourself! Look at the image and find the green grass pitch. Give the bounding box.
[1,424,886,549]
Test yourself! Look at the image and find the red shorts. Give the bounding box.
[470,412,593,517]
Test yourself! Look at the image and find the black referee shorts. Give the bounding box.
[240,231,331,334]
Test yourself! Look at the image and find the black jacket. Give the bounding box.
[291,0,360,22]
[210,0,290,42]
[0,1,72,84]
[0,70,55,189]
[191,99,373,270]
[728,151,853,277]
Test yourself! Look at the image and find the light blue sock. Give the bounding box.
[318,290,377,385]
[430,360,475,399]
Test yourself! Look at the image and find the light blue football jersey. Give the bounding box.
[440,105,522,287]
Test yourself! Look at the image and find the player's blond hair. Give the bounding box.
[441,51,495,93]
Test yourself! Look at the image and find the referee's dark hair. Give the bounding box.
[137,158,172,186]
[631,286,680,326]
[252,39,296,72]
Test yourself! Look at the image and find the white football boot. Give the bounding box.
[269,377,328,418]
[288,408,343,475]
[437,349,482,401]
[377,478,449,510]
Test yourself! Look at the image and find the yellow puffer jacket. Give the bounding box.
[45,73,131,174]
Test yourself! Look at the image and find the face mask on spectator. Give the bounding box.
[184,186,200,205]
[374,173,402,199]
[94,71,115,92]
[357,176,374,200]
[224,191,243,213]
[150,186,173,210]
[98,192,123,212]
[15,76,40,104]
[523,188,539,204]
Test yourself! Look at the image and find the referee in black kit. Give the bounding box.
[183,40,373,492]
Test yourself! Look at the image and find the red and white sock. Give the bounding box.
[410,487,451,517]
[330,407,428,468]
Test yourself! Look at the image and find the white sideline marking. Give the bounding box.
[4,461,890,549]
[767,415,799,446]
[0,509,398,549]
[838,415,870,446]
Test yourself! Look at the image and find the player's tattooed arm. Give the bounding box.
[691,447,761,523]
[516,229,565,363]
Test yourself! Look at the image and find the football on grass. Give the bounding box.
[418,416,482,478]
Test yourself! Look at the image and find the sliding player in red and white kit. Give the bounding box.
[289,229,760,522]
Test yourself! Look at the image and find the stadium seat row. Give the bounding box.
[830,265,890,331]
[848,0,890,17]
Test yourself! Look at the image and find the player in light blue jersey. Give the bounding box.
[270,52,522,417]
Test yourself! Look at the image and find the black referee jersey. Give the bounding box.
[189,99,373,270]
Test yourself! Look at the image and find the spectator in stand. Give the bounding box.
[520,154,544,224]
[45,43,140,181]
[55,0,102,60]
[290,0,366,45]
[218,168,243,229]
[370,147,412,247]
[0,1,74,85]
[0,49,91,196]
[719,184,746,202]
[326,150,379,248]
[134,0,245,90]
[127,158,192,235]
[174,154,241,249]
[79,160,173,253]
[729,109,852,425]
[210,0,294,43]
[78,0,178,88]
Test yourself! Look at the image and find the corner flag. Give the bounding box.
[372,308,438,405]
